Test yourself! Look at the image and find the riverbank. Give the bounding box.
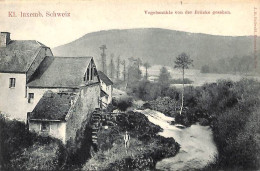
[82,111,179,170]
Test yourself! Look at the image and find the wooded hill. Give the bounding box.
[53,28,259,71]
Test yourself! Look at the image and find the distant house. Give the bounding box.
[0,32,108,144]
[98,71,113,107]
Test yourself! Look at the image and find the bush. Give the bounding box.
[0,114,65,170]
[200,65,210,73]
[112,96,133,111]
[198,118,209,126]
[128,80,182,101]
[170,78,193,84]
[10,142,65,170]
[65,122,93,169]
[148,97,179,117]
[173,79,260,170]
[83,111,179,170]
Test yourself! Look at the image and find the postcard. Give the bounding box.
[0,0,259,170]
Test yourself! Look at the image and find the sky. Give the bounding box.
[0,0,259,48]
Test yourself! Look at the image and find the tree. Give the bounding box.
[100,45,107,75]
[126,57,142,88]
[200,65,210,73]
[136,58,142,80]
[143,62,151,80]
[109,53,115,79]
[121,60,126,81]
[174,52,193,115]
[158,66,171,87]
[116,55,121,80]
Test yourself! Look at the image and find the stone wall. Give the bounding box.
[29,121,66,143]
[0,73,27,121]
[100,80,113,105]
[65,83,100,144]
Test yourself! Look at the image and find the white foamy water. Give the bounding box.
[136,109,218,171]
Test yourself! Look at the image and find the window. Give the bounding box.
[90,65,93,80]
[87,67,90,81]
[28,93,34,103]
[41,122,50,132]
[85,62,95,82]
[9,78,15,88]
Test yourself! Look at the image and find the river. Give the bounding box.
[137,109,218,171]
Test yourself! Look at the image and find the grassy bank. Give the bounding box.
[83,111,179,170]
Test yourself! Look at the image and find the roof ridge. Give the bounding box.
[13,40,38,41]
[53,56,93,58]
[35,40,45,47]
[26,47,43,72]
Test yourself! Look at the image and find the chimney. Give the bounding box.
[0,32,11,47]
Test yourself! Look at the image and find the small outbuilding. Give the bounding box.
[28,91,84,144]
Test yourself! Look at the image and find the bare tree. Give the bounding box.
[143,62,151,80]
[174,53,193,115]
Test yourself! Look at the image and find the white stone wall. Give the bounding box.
[29,121,67,143]
[0,73,28,121]
[0,74,76,122]
[100,80,112,105]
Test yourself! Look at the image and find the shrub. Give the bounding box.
[170,78,193,84]
[83,111,179,170]
[10,142,65,170]
[0,114,65,170]
[200,65,210,73]
[112,96,133,111]
[148,97,179,117]
[175,78,260,170]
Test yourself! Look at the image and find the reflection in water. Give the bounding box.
[137,109,218,171]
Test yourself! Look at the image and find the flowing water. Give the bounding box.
[137,109,218,171]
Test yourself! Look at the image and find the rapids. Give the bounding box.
[137,109,218,171]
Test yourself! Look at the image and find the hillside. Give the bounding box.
[53,28,258,68]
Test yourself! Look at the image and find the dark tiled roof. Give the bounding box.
[0,40,47,72]
[27,56,92,88]
[29,91,77,121]
[98,71,113,85]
